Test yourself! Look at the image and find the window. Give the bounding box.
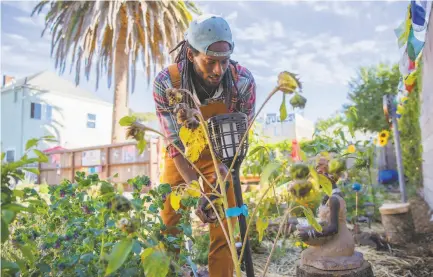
[31,102,42,119]
[5,150,15,163]
[30,102,52,121]
[45,105,52,121]
[87,113,96,128]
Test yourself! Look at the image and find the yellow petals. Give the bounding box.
[256,218,269,242]
[347,144,356,154]
[179,125,208,163]
[379,130,390,140]
[170,191,182,211]
[185,180,201,198]
[378,138,388,147]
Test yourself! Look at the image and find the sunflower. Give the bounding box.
[378,137,388,147]
[347,144,356,154]
[379,130,390,140]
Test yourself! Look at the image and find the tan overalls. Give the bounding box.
[160,64,238,277]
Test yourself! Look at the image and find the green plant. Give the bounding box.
[399,62,423,191]
[191,232,210,266]
[1,136,56,275]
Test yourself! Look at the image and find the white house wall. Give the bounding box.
[421,10,433,210]
[1,89,25,160]
[1,86,113,159]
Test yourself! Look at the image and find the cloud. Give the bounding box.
[2,1,37,15]
[375,25,390,32]
[305,1,361,17]
[234,20,286,42]
[14,14,46,28]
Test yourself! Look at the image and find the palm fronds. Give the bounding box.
[32,0,199,92]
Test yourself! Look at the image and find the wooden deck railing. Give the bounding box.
[38,137,162,191]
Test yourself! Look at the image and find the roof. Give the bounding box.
[1,71,111,105]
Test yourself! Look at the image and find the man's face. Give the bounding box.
[188,41,231,88]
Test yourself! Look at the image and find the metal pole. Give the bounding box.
[231,166,255,277]
[390,113,408,203]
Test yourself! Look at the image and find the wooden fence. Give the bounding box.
[38,138,162,191]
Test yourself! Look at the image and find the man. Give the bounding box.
[153,14,256,277]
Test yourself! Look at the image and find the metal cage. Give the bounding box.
[207,113,249,165]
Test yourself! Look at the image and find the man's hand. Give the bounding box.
[195,196,224,224]
[195,179,230,224]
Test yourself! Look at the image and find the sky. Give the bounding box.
[1,0,409,124]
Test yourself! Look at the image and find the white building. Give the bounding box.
[1,71,113,162]
[420,9,433,211]
[256,112,315,143]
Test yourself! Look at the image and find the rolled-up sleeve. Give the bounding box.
[153,70,184,158]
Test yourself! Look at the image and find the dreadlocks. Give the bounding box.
[169,40,238,108]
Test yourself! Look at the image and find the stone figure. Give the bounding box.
[290,157,365,271]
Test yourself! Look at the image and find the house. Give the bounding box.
[1,71,113,162]
[255,112,315,143]
[420,8,433,210]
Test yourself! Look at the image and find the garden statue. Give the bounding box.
[289,156,374,276]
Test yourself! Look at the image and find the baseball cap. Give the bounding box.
[185,14,235,57]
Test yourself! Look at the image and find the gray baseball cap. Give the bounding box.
[185,14,235,57]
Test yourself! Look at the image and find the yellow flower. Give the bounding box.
[378,137,388,147]
[295,241,302,247]
[302,242,308,248]
[379,130,390,140]
[373,138,378,145]
[347,145,356,153]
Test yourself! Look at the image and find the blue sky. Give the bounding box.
[1,0,409,124]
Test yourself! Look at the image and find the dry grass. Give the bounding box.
[238,236,433,277]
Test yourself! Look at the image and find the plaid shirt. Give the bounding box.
[153,61,256,158]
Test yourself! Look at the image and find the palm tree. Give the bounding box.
[32,0,199,143]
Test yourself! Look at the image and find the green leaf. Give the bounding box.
[39,184,49,194]
[132,240,142,254]
[300,150,307,162]
[260,162,280,186]
[34,149,49,163]
[309,166,319,185]
[141,244,170,277]
[1,219,9,243]
[105,238,134,276]
[318,174,333,196]
[119,116,137,126]
[300,206,322,232]
[280,94,287,121]
[248,146,267,157]
[23,167,40,175]
[1,218,9,243]
[256,218,269,242]
[137,140,147,155]
[25,138,39,151]
[339,130,346,144]
[2,203,28,213]
[37,262,51,272]
[18,244,35,264]
[1,152,5,161]
[1,209,16,224]
[1,259,19,272]
[80,253,94,264]
[12,189,25,198]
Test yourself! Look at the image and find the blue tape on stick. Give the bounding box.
[225,204,249,218]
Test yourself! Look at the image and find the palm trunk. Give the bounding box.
[112,20,129,143]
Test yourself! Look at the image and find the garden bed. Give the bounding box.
[192,222,433,277]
